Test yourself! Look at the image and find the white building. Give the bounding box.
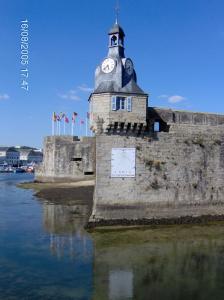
[16,147,43,165]
[0,147,20,165]
[0,146,43,166]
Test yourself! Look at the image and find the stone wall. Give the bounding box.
[148,107,224,126]
[90,93,148,133]
[37,108,224,225]
[89,113,224,224]
[35,136,95,182]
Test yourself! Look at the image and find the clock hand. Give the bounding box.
[103,64,109,70]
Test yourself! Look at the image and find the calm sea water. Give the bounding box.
[1,174,224,300]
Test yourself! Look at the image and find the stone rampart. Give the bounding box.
[148,107,224,126]
[89,111,224,224]
[35,136,95,182]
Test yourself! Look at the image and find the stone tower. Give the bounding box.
[89,21,148,134]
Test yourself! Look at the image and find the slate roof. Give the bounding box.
[108,23,125,36]
[28,150,43,157]
[0,147,18,152]
[93,78,146,95]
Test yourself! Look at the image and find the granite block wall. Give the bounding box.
[35,136,95,182]
[90,119,224,223]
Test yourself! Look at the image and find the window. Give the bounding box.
[154,121,160,132]
[71,158,82,161]
[111,96,132,112]
[153,120,170,133]
[116,97,125,110]
[111,35,117,46]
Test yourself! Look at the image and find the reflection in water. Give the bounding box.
[92,225,224,300]
[0,174,93,300]
[109,270,133,300]
[43,201,92,261]
[2,174,224,299]
[43,201,90,234]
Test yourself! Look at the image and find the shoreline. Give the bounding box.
[18,180,95,205]
[18,180,224,231]
[87,215,224,230]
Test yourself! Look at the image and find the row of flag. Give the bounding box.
[51,112,91,136]
[52,112,90,124]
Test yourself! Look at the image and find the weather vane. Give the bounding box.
[115,0,120,24]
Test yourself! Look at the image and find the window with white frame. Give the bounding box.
[111,96,132,111]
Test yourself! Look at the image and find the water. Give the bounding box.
[1,174,224,299]
[0,174,93,300]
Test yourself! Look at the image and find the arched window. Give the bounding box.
[111,35,117,46]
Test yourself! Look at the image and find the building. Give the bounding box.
[16,147,43,165]
[0,146,43,166]
[37,20,224,226]
[89,21,148,134]
[0,147,20,166]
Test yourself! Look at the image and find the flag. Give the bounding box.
[56,115,61,121]
[72,112,78,123]
[80,119,85,125]
[52,112,57,122]
[65,116,69,123]
[60,112,65,120]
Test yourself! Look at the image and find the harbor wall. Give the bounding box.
[35,136,95,182]
[89,109,224,224]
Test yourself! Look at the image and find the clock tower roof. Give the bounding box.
[108,22,125,37]
[92,21,146,96]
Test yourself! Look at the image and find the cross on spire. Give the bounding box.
[115,0,120,24]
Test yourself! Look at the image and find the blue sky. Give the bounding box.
[0,0,224,148]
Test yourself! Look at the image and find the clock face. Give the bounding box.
[125,59,134,75]
[101,58,115,73]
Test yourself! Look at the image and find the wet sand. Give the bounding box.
[18,180,95,205]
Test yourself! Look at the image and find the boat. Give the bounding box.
[13,168,25,173]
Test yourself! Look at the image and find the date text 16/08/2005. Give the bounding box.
[20,20,29,91]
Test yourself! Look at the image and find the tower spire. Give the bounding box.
[115,0,120,24]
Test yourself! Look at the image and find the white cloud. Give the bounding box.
[58,83,92,101]
[168,95,185,103]
[78,84,93,92]
[158,94,186,104]
[0,93,9,101]
[58,91,81,101]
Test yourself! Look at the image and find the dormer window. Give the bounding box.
[111,96,132,111]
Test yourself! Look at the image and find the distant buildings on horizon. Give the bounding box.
[0,145,43,166]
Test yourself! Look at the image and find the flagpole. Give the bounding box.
[79,118,81,137]
[52,117,54,136]
[71,122,74,136]
[86,118,88,136]
[59,121,61,135]
[63,118,65,135]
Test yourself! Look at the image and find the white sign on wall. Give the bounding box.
[111,148,136,178]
